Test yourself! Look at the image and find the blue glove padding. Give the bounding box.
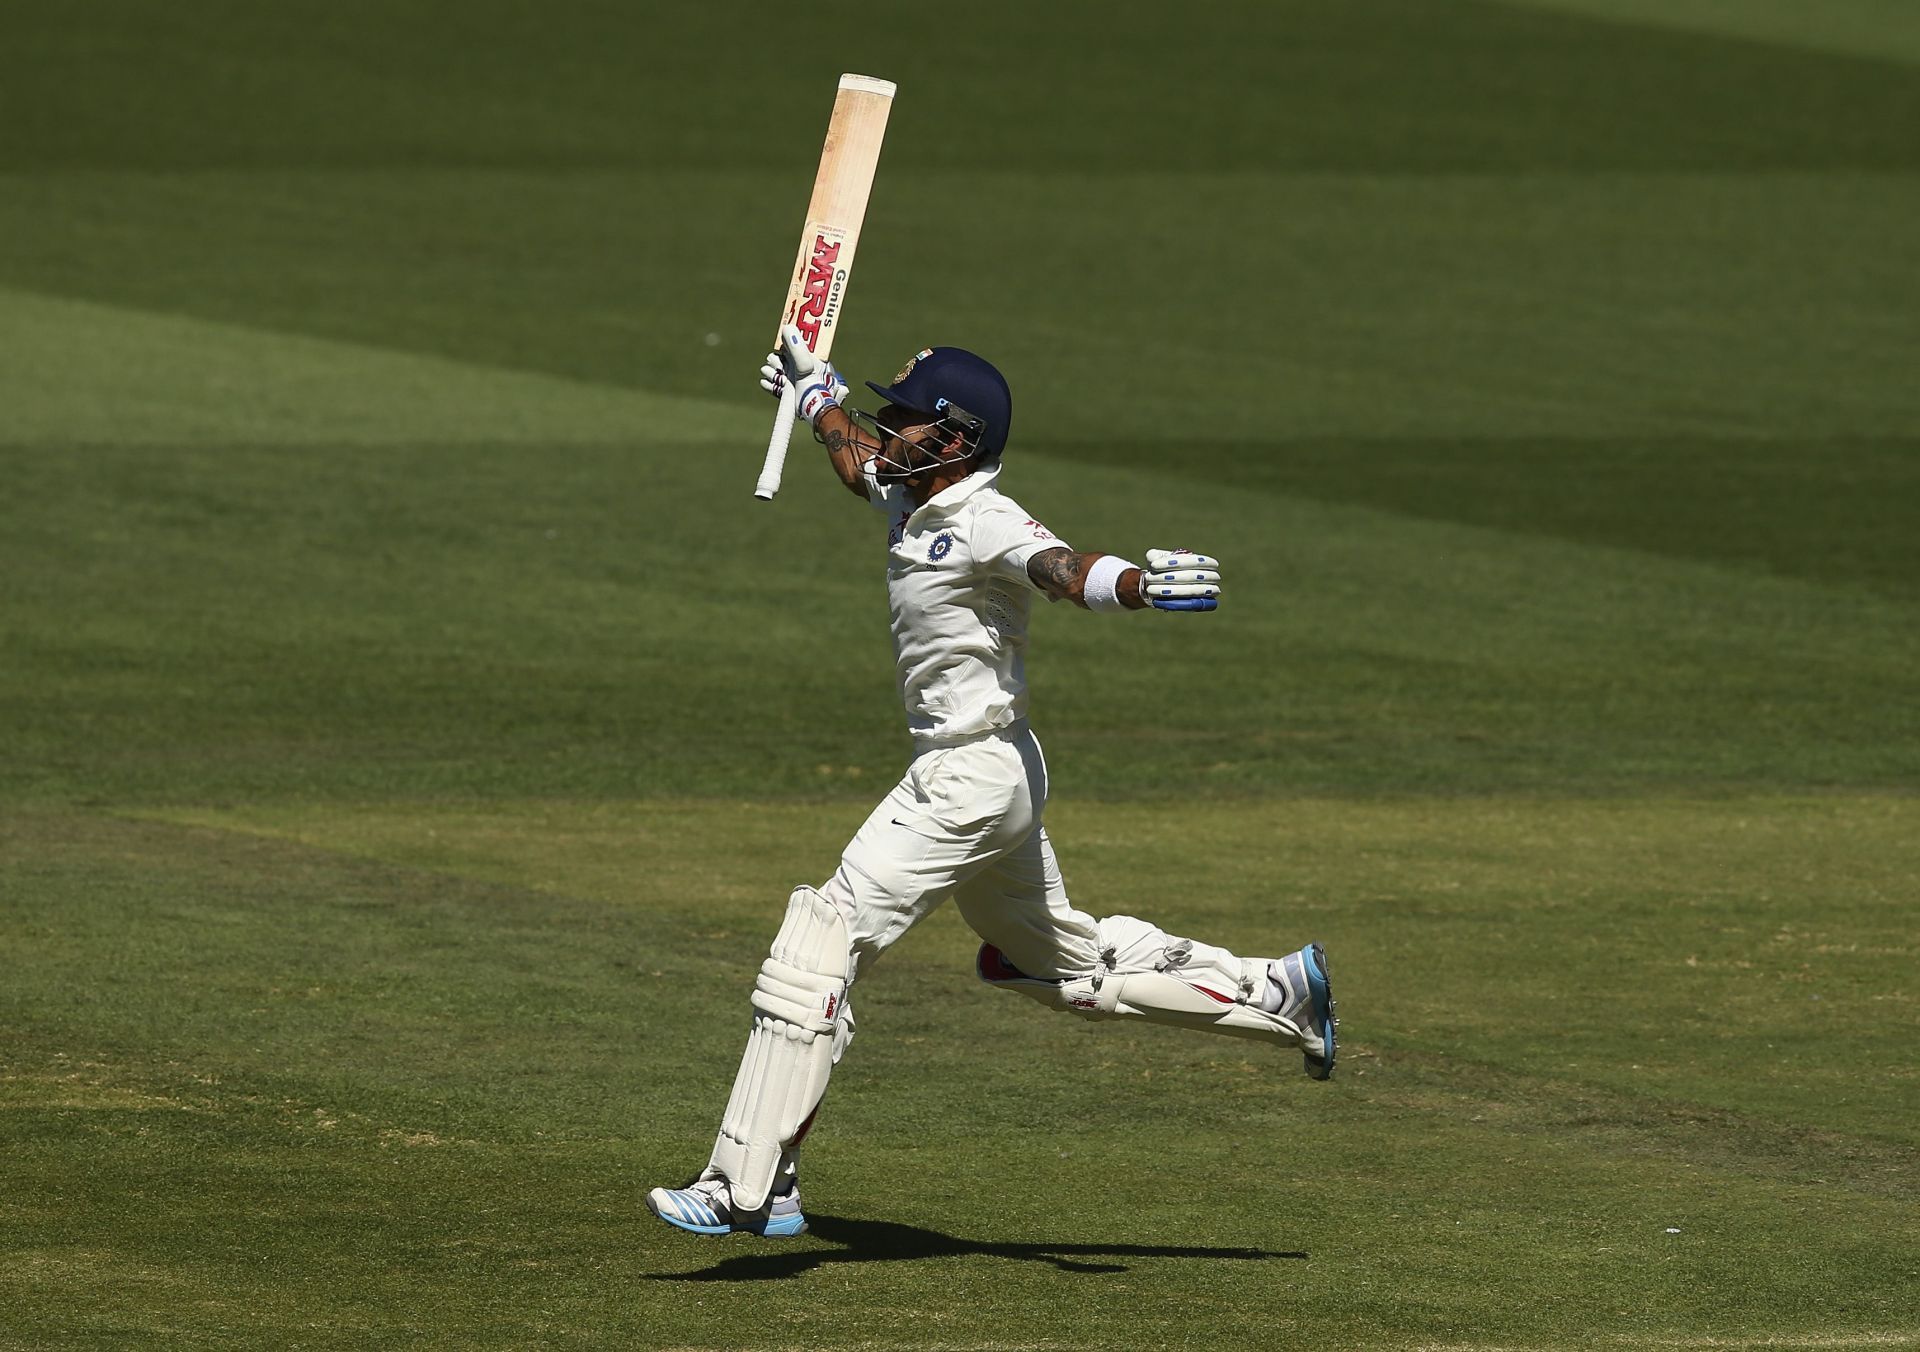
[1142,549,1222,612]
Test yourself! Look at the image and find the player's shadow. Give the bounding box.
[648,1215,1307,1281]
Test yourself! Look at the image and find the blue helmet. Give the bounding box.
[865,347,1013,457]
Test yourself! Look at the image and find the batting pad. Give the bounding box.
[709,886,852,1212]
[977,917,1304,1047]
[1089,968,1304,1044]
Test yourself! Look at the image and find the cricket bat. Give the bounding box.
[753,73,896,501]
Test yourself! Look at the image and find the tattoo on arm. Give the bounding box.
[1028,547,1091,605]
[816,411,876,499]
[1027,548,1148,609]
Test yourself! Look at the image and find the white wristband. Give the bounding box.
[1083,554,1140,613]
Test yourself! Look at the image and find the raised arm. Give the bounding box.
[1028,547,1222,612]
[760,325,872,500]
[813,406,882,500]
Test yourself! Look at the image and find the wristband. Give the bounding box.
[1084,554,1140,613]
[796,380,841,425]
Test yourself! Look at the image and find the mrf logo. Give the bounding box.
[793,235,844,347]
[823,992,839,1021]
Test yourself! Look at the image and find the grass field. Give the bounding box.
[3,1,1917,1348]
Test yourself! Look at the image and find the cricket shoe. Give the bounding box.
[1266,942,1337,1080]
[646,1176,807,1237]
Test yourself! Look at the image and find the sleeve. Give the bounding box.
[972,497,1071,589]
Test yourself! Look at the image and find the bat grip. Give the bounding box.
[754,382,798,500]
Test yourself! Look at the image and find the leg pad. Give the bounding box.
[976,918,1303,1048]
[709,887,853,1211]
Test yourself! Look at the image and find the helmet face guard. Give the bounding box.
[853,402,988,483]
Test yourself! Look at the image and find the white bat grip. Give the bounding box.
[754,382,798,500]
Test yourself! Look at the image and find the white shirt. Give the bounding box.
[863,461,1068,744]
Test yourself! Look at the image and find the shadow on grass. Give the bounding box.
[649,1214,1307,1281]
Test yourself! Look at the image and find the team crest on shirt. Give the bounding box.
[893,348,934,385]
[928,531,954,563]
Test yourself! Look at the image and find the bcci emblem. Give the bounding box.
[929,532,954,563]
[893,348,934,385]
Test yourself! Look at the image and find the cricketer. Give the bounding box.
[648,330,1337,1237]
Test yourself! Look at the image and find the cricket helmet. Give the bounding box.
[865,347,1012,457]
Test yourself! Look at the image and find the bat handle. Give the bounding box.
[754,383,798,500]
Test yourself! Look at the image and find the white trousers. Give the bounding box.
[820,723,1250,988]
[722,722,1289,1191]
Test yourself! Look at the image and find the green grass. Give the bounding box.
[2,0,1917,1346]
[4,798,1916,1345]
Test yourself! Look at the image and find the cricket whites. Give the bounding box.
[753,73,896,500]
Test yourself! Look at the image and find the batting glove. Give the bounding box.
[1142,548,1221,611]
[759,324,847,426]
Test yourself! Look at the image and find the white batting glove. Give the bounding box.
[758,324,847,426]
[1142,548,1222,611]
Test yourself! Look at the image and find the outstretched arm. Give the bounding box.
[1027,548,1147,609]
[1028,547,1222,612]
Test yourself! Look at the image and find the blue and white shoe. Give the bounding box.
[1267,943,1337,1080]
[646,1176,808,1237]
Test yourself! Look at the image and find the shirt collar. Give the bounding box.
[913,462,1001,521]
